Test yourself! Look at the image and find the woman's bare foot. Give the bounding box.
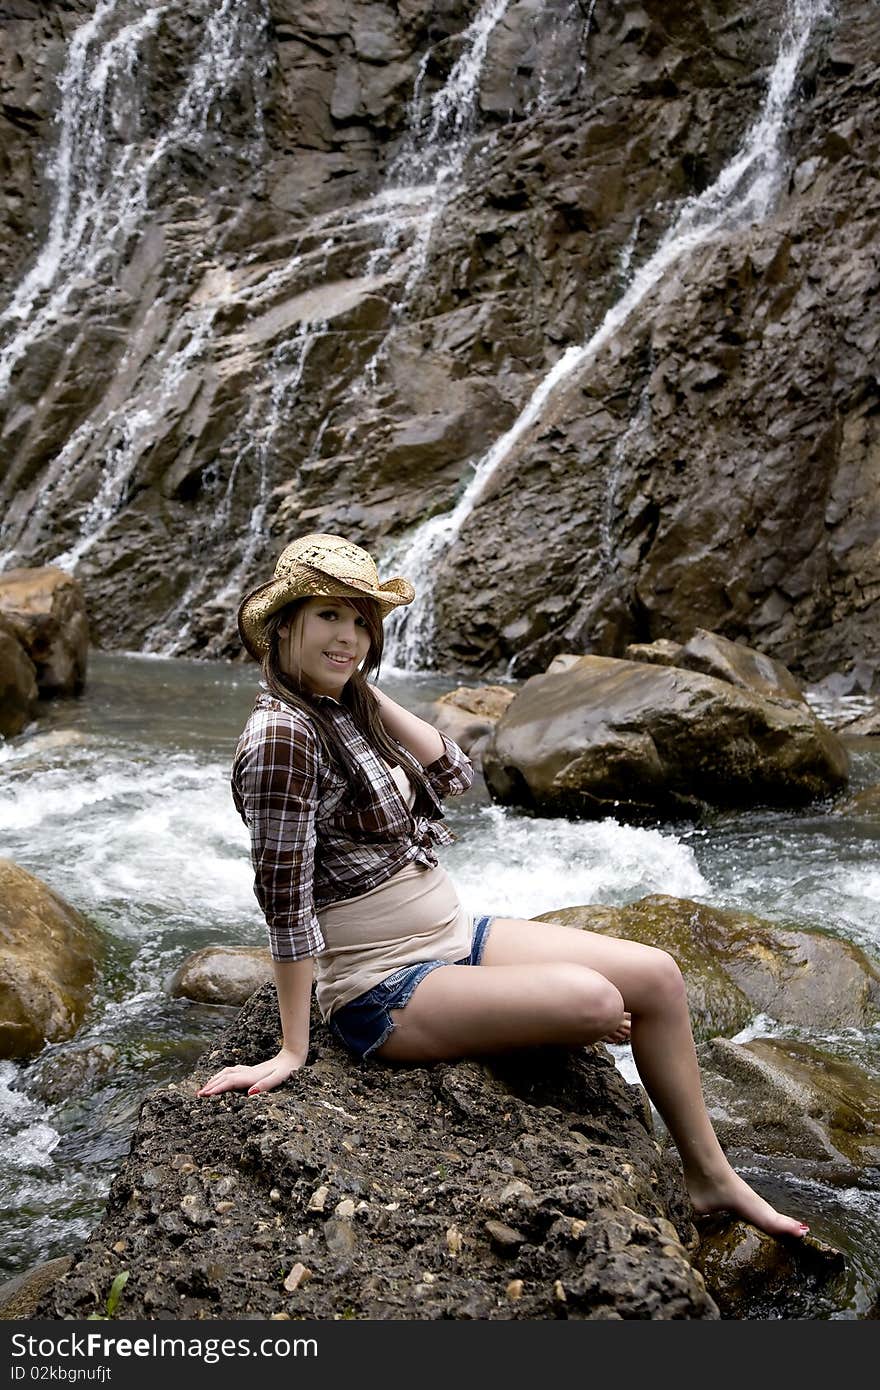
[688,1169,809,1239]
[601,1011,632,1045]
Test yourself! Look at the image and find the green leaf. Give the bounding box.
[105,1270,130,1318]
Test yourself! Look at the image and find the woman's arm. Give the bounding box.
[197,958,313,1098]
[368,683,444,765]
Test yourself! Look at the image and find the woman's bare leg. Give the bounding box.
[379,916,808,1239]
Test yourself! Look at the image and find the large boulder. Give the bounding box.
[632,628,807,706]
[38,983,719,1320]
[0,614,38,736]
[482,655,849,819]
[0,567,89,697]
[538,896,880,1041]
[0,859,102,1060]
[698,1036,880,1175]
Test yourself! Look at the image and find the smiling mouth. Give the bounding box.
[323,652,353,666]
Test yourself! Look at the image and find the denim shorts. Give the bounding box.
[328,914,495,1060]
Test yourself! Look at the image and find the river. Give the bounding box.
[1,650,878,1315]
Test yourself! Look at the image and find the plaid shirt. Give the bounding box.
[232,691,474,961]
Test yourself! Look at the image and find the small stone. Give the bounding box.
[570,1219,589,1239]
[553,1280,567,1302]
[485,1220,524,1250]
[112,1241,127,1254]
[283,1263,312,1292]
[269,1188,282,1203]
[215,1201,235,1214]
[422,1271,435,1284]
[498,1179,534,1203]
[308,1185,329,1212]
[505,1279,524,1301]
[269,1312,291,1320]
[446,1225,463,1256]
[334,1198,355,1218]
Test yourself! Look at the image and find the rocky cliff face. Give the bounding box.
[0,0,876,681]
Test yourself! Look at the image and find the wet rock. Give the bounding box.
[540,896,880,1040]
[834,783,880,819]
[168,947,274,1007]
[0,0,873,689]
[698,1036,880,1174]
[0,567,88,697]
[483,655,849,820]
[693,1221,847,1320]
[0,614,38,736]
[27,1041,119,1104]
[674,629,807,705]
[0,858,102,1060]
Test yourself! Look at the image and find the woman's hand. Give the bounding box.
[196,1046,306,1098]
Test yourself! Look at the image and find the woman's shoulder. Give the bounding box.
[239,692,322,748]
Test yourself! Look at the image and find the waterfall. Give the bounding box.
[383,0,831,670]
[0,0,269,569]
[149,327,323,654]
[349,0,513,393]
[0,0,266,399]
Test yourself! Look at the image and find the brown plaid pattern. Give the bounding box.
[232,692,474,961]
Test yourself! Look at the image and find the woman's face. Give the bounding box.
[278,597,371,697]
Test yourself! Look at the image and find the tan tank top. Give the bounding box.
[314,760,471,1017]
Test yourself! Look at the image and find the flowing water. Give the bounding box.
[382,0,833,667]
[1,653,878,1315]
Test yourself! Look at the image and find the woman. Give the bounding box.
[198,533,808,1241]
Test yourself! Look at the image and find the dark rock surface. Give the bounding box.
[0,612,38,736]
[38,983,719,1320]
[0,1,875,684]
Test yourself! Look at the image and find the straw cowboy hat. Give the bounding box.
[237,533,415,660]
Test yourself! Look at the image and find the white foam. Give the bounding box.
[450,806,708,918]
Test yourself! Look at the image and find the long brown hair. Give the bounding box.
[260,595,433,803]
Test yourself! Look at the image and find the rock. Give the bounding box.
[698,1036,880,1173]
[0,567,88,696]
[0,858,102,1060]
[834,783,880,819]
[674,629,806,705]
[1,0,878,685]
[838,710,880,737]
[538,896,880,1040]
[0,614,38,736]
[167,947,275,1006]
[482,656,849,820]
[27,1042,119,1104]
[692,1222,847,1320]
[624,640,684,668]
[429,684,517,759]
[0,1257,74,1321]
[36,983,717,1320]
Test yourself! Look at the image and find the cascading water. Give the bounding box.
[0,0,266,400]
[382,0,831,670]
[338,0,514,417]
[148,326,324,653]
[0,0,270,569]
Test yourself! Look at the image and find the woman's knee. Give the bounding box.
[643,946,687,1009]
[558,966,625,1039]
